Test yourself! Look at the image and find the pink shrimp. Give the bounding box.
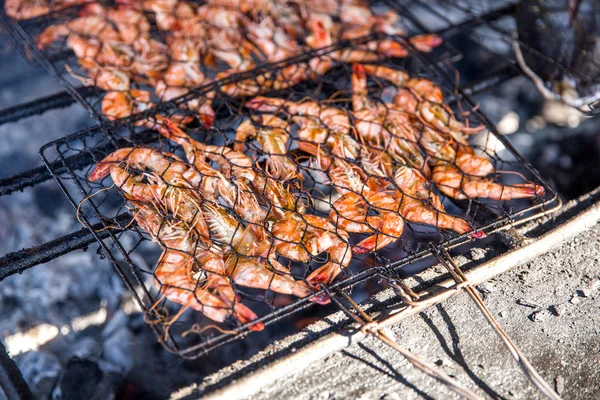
[302,142,405,253]
[351,64,426,169]
[235,115,300,181]
[360,64,484,136]
[358,147,484,238]
[245,96,351,134]
[202,203,321,302]
[133,204,263,330]
[154,82,215,128]
[393,166,486,238]
[432,165,545,200]
[270,212,352,288]
[158,119,265,240]
[36,15,120,49]
[108,164,212,247]
[101,90,153,122]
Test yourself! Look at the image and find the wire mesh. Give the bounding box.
[1,0,459,126]
[393,0,600,115]
[40,35,558,358]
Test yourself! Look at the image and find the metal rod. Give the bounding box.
[0,213,131,281]
[433,248,563,400]
[0,151,94,196]
[447,65,519,103]
[0,341,34,400]
[0,86,98,125]
[331,289,483,400]
[435,4,516,36]
[0,130,158,197]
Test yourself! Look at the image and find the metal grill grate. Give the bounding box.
[39,36,558,358]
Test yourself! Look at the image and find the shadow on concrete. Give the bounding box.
[420,304,508,400]
[341,343,435,400]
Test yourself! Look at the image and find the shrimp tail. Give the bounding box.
[231,303,265,331]
[353,234,395,254]
[198,103,215,128]
[245,97,282,112]
[511,183,546,198]
[159,118,188,141]
[306,262,343,287]
[408,34,443,53]
[89,162,114,181]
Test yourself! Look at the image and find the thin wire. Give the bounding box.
[434,247,563,400]
[332,289,483,400]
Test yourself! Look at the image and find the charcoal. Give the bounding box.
[51,357,124,400]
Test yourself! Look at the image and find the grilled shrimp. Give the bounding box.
[226,257,311,300]
[419,125,457,165]
[247,170,350,288]
[202,202,317,301]
[333,188,405,254]
[158,119,265,240]
[364,65,485,136]
[72,63,131,92]
[302,143,405,253]
[209,29,255,71]
[67,36,135,68]
[393,166,485,238]
[154,249,234,325]
[101,90,153,122]
[108,165,212,246]
[245,96,352,135]
[420,126,494,177]
[162,37,205,86]
[270,212,352,287]
[249,96,361,160]
[358,147,483,238]
[154,82,215,128]
[160,119,255,181]
[351,65,426,169]
[107,5,151,42]
[455,147,495,177]
[90,149,212,244]
[432,165,545,201]
[235,116,299,181]
[244,16,301,62]
[133,203,263,330]
[219,62,309,97]
[5,0,55,20]
[360,64,484,136]
[36,15,120,49]
[90,147,187,183]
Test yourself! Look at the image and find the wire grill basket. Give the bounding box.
[1,0,459,126]
[40,35,558,358]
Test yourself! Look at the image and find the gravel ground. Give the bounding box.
[243,222,600,400]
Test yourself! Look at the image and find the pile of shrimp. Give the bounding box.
[28,0,442,125]
[5,0,92,20]
[89,120,349,331]
[87,65,545,331]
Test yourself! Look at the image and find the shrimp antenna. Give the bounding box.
[494,169,535,185]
